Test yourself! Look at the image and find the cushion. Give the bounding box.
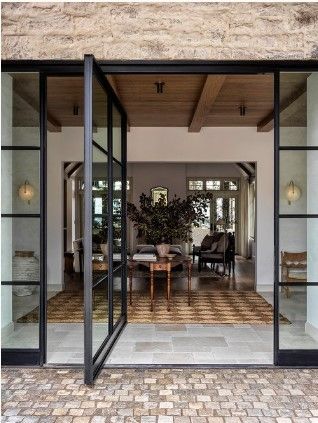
[216,234,229,253]
[285,260,307,266]
[169,246,182,255]
[201,235,214,251]
[288,270,307,280]
[137,244,154,251]
[211,242,218,252]
[139,246,157,254]
[201,252,223,259]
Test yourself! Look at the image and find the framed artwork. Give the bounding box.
[151,186,168,205]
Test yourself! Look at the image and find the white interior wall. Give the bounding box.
[47,128,83,290]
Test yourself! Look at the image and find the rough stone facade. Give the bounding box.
[1,2,318,60]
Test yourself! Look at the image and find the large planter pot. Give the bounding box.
[100,243,108,257]
[12,250,39,296]
[156,243,170,257]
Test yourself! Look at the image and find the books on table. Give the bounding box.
[133,253,157,262]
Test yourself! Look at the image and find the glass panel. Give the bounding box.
[188,180,203,191]
[1,73,40,147]
[279,286,318,350]
[228,197,236,232]
[113,161,122,325]
[1,284,39,348]
[215,197,224,231]
[1,150,40,214]
[112,104,122,162]
[92,78,109,356]
[113,266,123,325]
[279,218,318,283]
[280,72,318,147]
[224,180,239,191]
[1,217,40,282]
[279,150,318,214]
[92,76,108,152]
[206,180,220,190]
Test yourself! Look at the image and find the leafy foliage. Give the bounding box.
[127,192,212,245]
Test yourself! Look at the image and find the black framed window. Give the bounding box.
[1,72,45,365]
[276,71,318,365]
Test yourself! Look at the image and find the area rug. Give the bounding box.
[18,290,289,325]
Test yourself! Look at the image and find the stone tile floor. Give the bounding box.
[2,368,318,422]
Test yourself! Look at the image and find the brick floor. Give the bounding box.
[1,368,318,422]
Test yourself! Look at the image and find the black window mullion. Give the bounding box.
[121,112,127,318]
[107,96,114,335]
[1,146,40,150]
[39,72,47,366]
[274,70,280,364]
[83,55,94,385]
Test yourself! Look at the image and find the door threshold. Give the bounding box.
[103,363,275,369]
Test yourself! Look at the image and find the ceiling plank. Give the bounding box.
[13,80,61,133]
[257,84,306,132]
[106,75,131,131]
[188,75,226,132]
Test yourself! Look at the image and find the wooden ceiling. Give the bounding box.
[10,73,308,132]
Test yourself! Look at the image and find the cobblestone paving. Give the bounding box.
[2,368,318,422]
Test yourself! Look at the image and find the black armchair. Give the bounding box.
[193,232,235,276]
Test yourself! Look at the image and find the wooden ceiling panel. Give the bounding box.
[205,75,274,127]
[10,73,308,130]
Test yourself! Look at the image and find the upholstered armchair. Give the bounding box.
[194,232,235,276]
[280,251,307,298]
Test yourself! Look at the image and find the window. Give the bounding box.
[206,180,221,190]
[224,180,238,190]
[188,180,204,191]
[224,180,239,191]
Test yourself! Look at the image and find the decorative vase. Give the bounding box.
[100,243,108,257]
[156,243,170,257]
[12,250,39,296]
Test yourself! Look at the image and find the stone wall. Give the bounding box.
[1,2,318,60]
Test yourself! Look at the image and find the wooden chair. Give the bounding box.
[280,251,307,298]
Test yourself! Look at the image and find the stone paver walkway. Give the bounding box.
[2,368,318,422]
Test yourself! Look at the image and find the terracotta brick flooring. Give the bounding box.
[2,368,318,422]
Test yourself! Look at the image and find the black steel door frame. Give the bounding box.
[2,59,318,370]
[83,55,128,384]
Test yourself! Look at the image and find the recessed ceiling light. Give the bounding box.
[154,81,165,94]
[239,105,246,116]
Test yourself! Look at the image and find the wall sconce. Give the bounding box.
[286,180,301,205]
[18,180,35,205]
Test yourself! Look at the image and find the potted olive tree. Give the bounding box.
[127,192,211,256]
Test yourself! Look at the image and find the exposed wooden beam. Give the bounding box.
[106,75,130,131]
[67,162,82,179]
[13,80,61,133]
[188,75,226,132]
[257,84,306,132]
[235,162,252,178]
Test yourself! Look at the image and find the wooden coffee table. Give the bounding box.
[128,255,192,312]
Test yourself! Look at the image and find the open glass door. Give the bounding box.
[84,55,127,384]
